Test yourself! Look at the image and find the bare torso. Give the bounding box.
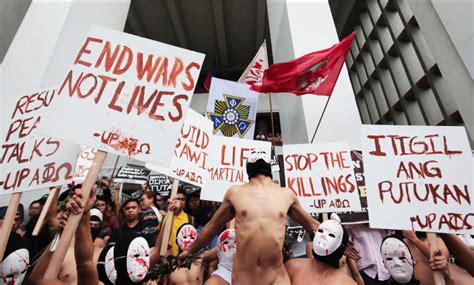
[58,244,102,285]
[229,181,294,285]
[169,259,204,285]
[285,258,356,285]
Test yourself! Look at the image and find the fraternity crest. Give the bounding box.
[207,94,254,138]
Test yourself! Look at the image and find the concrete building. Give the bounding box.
[330,0,473,146]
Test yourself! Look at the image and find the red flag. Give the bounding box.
[251,32,355,96]
[204,66,217,92]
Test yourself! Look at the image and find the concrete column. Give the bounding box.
[267,0,362,149]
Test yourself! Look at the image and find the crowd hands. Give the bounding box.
[1,153,473,285]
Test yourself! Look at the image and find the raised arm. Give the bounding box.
[68,187,99,285]
[439,233,474,276]
[179,187,235,260]
[286,190,319,239]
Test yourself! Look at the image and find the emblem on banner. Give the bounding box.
[207,94,254,138]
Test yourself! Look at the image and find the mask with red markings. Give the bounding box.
[313,220,343,256]
[380,237,414,284]
[217,229,237,270]
[114,235,150,283]
[176,224,197,251]
[0,233,29,285]
[97,245,117,285]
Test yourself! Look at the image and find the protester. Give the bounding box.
[178,149,321,284]
[108,198,142,245]
[402,231,450,285]
[140,192,162,246]
[379,235,419,285]
[153,188,193,262]
[185,191,201,217]
[97,245,117,285]
[346,223,391,285]
[205,229,237,285]
[28,200,43,219]
[89,208,103,241]
[30,186,99,285]
[114,233,150,284]
[95,196,120,236]
[169,223,206,284]
[0,232,31,284]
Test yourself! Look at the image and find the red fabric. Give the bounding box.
[204,71,212,91]
[251,32,355,96]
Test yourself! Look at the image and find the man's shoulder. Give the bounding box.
[332,270,357,285]
[285,258,308,273]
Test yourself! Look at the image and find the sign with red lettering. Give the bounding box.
[1,88,79,194]
[146,109,213,187]
[36,26,205,167]
[73,146,98,182]
[282,142,362,213]
[200,137,271,202]
[362,125,473,234]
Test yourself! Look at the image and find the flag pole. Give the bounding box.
[268,93,276,146]
[310,96,331,143]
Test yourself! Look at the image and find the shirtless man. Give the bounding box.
[285,220,356,285]
[30,186,99,285]
[179,149,320,284]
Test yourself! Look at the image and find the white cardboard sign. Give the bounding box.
[282,142,362,213]
[1,88,79,194]
[362,125,474,234]
[73,146,98,182]
[146,109,213,187]
[200,137,271,202]
[37,26,205,168]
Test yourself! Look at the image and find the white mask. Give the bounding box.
[105,246,117,283]
[458,234,474,250]
[247,149,270,164]
[313,220,343,256]
[217,229,237,271]
[126,237,150,283]
[177,224,197,251]
[381,237,414,284]
[0,248,29,285]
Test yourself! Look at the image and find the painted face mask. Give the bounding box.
[97,245,117,285]
[1,234,29,285]
[381,237,414,284]
[313,220,344,256]
[246,149,272,179]
[217,229,237,270]
[0,248,29,285]
[126,237,150,283]
[177,224,197,251]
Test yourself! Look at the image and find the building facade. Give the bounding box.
[330,0,473,147]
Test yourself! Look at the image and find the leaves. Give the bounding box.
[147,255,200,280]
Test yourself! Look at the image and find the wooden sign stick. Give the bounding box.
[322,212,329,221]
[0,193,22,260]
[427,232,446,285]
[43,150,107,279]
[32,186,60,236]
[159,179,180,256]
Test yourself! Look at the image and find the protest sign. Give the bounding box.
[282,142,362,213]
[336,150,369,224]
[36,26,205,168]
[362,125,473,234]
[114,166,150,184]
[206,78,259,140]
[200,137,271,202]
[146,109,213,187]
[73,146,98,182]
[1,87,79,194]
[148,174,173,198]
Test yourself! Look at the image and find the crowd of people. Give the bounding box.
[0,149,473,285]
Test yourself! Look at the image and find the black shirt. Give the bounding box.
[109,221,142,244]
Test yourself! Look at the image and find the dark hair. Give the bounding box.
[29,200,42,208]
[177,187,187,196]
[141,192,158,208]
[120,198,140,216]
[193,205,213,227]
